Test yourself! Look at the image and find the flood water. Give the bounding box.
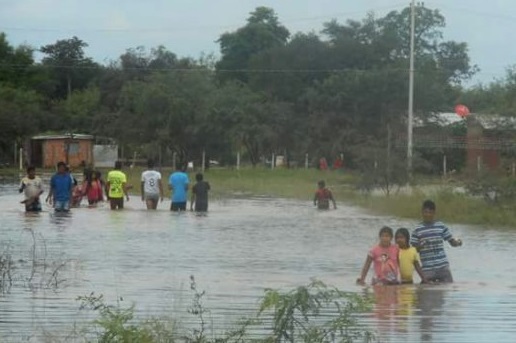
[1,179,516,342]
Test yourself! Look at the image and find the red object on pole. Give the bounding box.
[455,104,470,118]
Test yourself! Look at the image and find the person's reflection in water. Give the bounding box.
[370,285,398,338]
[395,285,417,334]
[369,284,418,340]
[49,210,72,231]
[23,210,42,230]
[415,286,447,342]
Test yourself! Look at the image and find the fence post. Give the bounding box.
[236,151,240,170]
[305,153,309,169]
[201,150,206,173]
[173,152,177,171]
[271,153,275,170]
[19,147,23,171]
[14,141,17,168]
[443,155,447,178]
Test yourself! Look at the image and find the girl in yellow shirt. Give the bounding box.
[395,228,427,284]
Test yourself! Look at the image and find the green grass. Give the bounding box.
[123,166,358,200]
[352,188,516,227]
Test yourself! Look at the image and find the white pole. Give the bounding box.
[236,151,240,170]
[305,153,309,169]
[172,152,177,171]
[19,147,23,170]
[407,0,416,180]
[201,149,206,173]
[443,155,447,178]
[271,153,275,170]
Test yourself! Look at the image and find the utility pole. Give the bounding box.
[407,0,416,180]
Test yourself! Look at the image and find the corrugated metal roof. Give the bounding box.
[31,133,94,140]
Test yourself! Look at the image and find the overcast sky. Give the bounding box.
[1,0,515,86]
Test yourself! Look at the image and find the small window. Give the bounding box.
[68,142,80,155]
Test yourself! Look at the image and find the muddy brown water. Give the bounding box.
[1,180,516,342]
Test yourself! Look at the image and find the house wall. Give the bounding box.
[466,120,500,171]
[42,139,93,168]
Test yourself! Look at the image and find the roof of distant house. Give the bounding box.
[31,133,94,140]
[415,112,516,130]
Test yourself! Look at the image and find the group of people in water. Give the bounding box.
[18,159,211,213]
[356,200,463,285]
[313,180,462,285]
[21,162,462,285]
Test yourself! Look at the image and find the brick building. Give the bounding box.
[29,134,94,169]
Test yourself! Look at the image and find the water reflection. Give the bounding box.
[416,286,447,342]
[369,285,417,338]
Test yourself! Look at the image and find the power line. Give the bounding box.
[426,1,516,23]
[0,4,408,33]
[0,62,483,79]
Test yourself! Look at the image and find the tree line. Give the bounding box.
[0,5,513,171]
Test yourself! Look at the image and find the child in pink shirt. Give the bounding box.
[357,226,400,285]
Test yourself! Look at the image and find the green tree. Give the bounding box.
[0,32,47,91]
[114,66,215,164]
[0,85,44,159]
[209,81,272,166]
[248,33,331,101]
[53,87,101,132]
[40,36,99,100]
[216,7,290,83]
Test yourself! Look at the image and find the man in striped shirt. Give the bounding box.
[410,200,462,283]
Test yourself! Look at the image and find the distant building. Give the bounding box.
[412,112,516,171]
[29,134,94,169]
[28,134,119,169]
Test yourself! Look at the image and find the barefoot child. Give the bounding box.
[395,228,427,284]
[313,180,337,210]
[357,226,399,285]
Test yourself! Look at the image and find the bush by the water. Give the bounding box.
[67,278,374,343]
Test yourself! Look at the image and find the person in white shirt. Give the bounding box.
[19,165,44,212]
[140,159,164,210]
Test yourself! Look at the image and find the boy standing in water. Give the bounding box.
[106,161,129,210]
[19,166,44,212]
[169,164,189,212]
[141,159,163,210]
[190,173,210,212]
[410,200,462,283]
[313,180,337,210]
[46,161,73,212]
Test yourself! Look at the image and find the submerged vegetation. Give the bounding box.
[0,228,71,294]
[67,278,374,343]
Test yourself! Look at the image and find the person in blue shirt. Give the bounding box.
[46,161,73,212]
[168,165,189,211]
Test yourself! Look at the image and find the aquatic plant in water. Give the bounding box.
[74,278,374,343]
